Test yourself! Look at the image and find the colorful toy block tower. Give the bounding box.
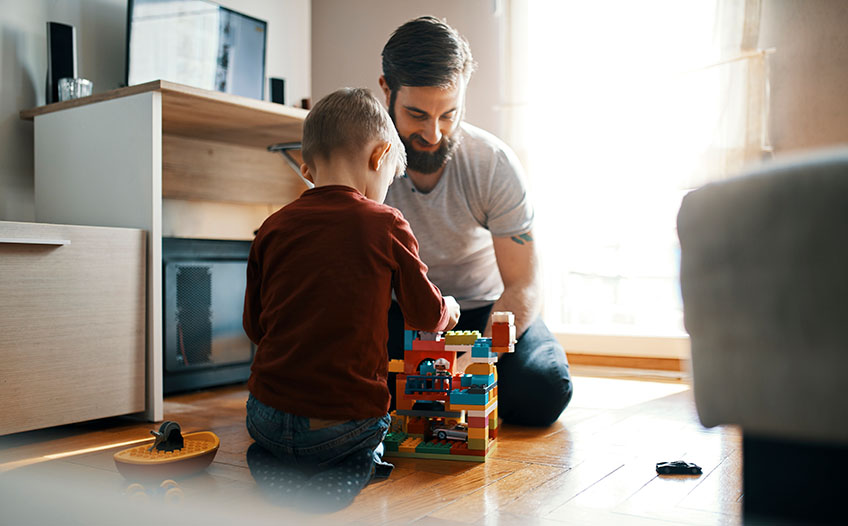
[383,311,516,462]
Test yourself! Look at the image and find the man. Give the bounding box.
[380,16,573,426]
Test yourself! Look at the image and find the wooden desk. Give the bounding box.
[20,81,308,421]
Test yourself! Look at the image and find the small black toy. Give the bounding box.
[656,460,702,475]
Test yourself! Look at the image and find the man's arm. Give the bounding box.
[487,229,542,337]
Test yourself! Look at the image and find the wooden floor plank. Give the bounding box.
[0,376,742,525]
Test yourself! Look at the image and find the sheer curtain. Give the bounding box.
[502,0,770,345]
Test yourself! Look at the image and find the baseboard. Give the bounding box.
[567,353,687,372]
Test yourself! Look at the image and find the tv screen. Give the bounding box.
[126,0,267,100]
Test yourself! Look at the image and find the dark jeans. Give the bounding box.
[387,302,573,426]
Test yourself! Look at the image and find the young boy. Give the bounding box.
[243,87,460,508]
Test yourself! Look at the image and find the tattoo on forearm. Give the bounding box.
[510,233,534,245]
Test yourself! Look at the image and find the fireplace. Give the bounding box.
[162,237,254,394]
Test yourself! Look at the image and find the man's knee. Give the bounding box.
[499,352,572,426]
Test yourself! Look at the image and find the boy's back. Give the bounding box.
[244,184,449,420]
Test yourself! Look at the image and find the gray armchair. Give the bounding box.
[677,147,848,525]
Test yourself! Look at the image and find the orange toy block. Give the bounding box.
[396,376,414,409]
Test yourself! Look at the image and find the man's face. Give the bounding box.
[385,82,465,175]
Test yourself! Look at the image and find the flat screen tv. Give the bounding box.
[126,0,267,100]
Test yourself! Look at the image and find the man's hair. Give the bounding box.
[301,87,406,174]
[381,16,476,92]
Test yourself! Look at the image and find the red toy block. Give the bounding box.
[412,339,446,351]
[407,417,429,435]
[489,427,498,439]
[492,322,515,347]
[467,416,487,428]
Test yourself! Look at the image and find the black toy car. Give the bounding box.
[656,460,702,475]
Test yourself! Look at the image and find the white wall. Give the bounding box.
[759,0,848,153]
[0,0,310,222]
[311,0,505,139]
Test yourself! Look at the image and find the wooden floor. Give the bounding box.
[0,371,742,525]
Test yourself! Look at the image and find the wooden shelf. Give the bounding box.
[21,80,308,148]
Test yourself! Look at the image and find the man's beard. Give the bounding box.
[400,133,460,174]
[389,94,461,175]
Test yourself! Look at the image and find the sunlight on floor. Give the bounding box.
[570,375,690,411]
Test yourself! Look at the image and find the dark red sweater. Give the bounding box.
[244,185,450,419]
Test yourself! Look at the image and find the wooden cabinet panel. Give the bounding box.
[0,222,146,435]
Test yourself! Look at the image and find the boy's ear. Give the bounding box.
[300,163,315,184]
[378,76,391,106]
[369,142,392,172]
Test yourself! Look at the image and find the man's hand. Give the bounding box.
[488,230,542,337]
[444,295,461,331]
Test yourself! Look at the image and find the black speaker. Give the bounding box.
[269,77,285,104]
[46,21,77,104]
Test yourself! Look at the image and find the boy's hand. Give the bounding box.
[444,296,461,331]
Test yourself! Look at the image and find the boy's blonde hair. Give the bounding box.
[301,87,406,176]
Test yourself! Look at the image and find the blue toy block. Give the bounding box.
[469,374,496,386]
[404,329,416,350]
[472,337,492,350]
[471,346,499,359]
[450,389,489,406]
[461,374,473,387]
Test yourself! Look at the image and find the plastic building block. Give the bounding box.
[450,389,488,406]
[444,330,481,345]
[467,416,488,427]
[388,359,405,373]
[384,432,406,451]
[466,362,496,375]
[467,426,488,440]
[385,312,514,463]
[416,439,453,454]
[463,399,498,417]
[471,346,498,359]
[412,339,447,351]
[398,436,423,453]
[404,329,417,350]
[492,323,516,347]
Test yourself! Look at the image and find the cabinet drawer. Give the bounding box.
[0,221,146,435]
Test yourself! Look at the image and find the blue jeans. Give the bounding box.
[245,394,392,475]
[388,302,573,426]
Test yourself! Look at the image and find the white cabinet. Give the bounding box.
[0,221,146,435]
[20,81,307,420]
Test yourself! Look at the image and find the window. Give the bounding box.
[512,0,768,341]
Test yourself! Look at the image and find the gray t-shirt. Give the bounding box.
[385,122,534,309]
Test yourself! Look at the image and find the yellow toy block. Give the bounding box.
[388,359,405,373]
[399,436,422,453]
[465,362,496,376]
[444,330,481,345]
[467,426,488,440]
[467,438,488,450]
